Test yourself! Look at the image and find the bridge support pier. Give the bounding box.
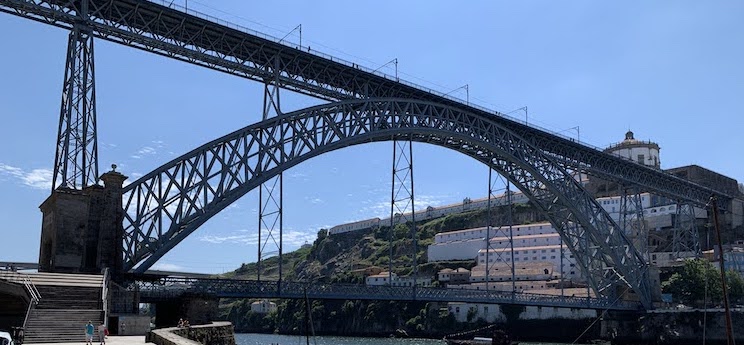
[154,295,219,327]
[38,169,126,273]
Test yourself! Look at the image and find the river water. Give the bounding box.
[235,333,584,345]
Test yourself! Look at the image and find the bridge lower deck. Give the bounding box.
[133,276,642,311]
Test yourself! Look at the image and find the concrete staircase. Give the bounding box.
[9,272,105,344]
[24,309,104,343]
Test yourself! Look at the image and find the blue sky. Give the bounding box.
[1,1,743,273]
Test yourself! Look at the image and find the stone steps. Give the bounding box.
[28,272,104,288]
[35,285,102,309]
[23,309,104,343]
[17,273,106,343]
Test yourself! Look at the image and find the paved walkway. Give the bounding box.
[31,336,148,345]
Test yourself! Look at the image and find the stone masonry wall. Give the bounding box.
[147,322,236,345]
[603,310,744,344]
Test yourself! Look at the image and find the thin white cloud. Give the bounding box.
[0,163,24,178]
[131,146,158,159]
[288,172,308,179]
[0,163,53,190]
[304,196,323,204]
[23,169,54,189]
[150,263,185,271]
[123,172,144,187]
[139,146,157,155]
[199,229,317,247]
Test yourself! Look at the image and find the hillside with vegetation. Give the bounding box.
[219,203,547,337]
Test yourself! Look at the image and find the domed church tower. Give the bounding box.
[605,130,661,169]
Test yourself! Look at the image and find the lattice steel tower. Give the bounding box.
[52,0,99,190]
[257,56,284,284]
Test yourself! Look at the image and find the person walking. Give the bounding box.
[97,322,107,345]
[85,321,95,345]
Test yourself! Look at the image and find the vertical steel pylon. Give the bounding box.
[672,202,700,258]
[388,139,416,289]
[257,56,283,285]
[620,188,648,260]
[52,0,98,190]
[486,167,515,293]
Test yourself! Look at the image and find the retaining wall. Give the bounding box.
[147,321,236,345]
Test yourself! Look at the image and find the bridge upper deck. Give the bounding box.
[0,0,735,207]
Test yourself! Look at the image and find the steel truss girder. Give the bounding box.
[0,0,732,205]
[257,67,283,282]
[620,188,648,260]
[53,24,99,189]
[672,203,700,257]
[485,171,516,291]
[121,98,652,309]
[388,139,417,282]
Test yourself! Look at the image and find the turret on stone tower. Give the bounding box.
[605,130,661,169]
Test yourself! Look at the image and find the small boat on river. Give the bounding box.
[443,325,517,345]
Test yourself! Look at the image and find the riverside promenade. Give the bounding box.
[33,336,148,345]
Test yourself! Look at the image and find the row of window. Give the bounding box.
[599,196,648,205]
[440,225,548,239]
[481,248,560,255]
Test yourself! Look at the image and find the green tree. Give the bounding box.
[726,269,744,302]
[662,258,744,305]
[394,223,410,240]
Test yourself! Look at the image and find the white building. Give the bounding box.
[446,302,596,323]
[649,251,698,268]
[250,300,277,314]
[392,276,432,287]
[477,245,582,281]
[366,272,397,286]
[437,268,471,284]
[470,262,554,282]
[595,194,706,225]
[329,217,381,235]
[605,130,661,169]
[428,238,485,261]
[365,272,432,287]
[427,223,559,262]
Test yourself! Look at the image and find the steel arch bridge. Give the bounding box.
[122,98,652,309]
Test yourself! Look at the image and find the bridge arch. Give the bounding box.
[122,98,651,308]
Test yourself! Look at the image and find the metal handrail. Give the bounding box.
[102,268,110,327]
[21,276,40,304]
[21,274,40,330]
